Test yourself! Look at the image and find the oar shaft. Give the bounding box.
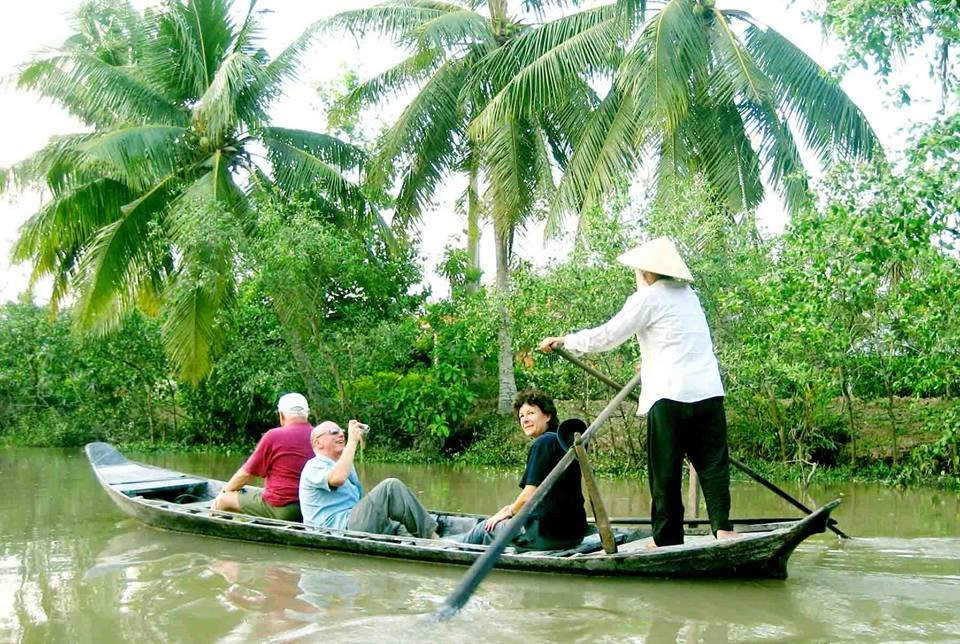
[435,369,645,622]
[554,347,850,539]
[556,348,639,403]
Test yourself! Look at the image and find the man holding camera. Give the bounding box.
[299,419,438,539]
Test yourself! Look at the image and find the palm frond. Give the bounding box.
[262,128,369,214]
[378,59,469,224]
[367,56,469,215]
[64,0,144,67]
[179,150,251,224]
[260,22,322,99]
[160,279,224,383]
[707,10,772,107]
[538,78,598,168]
[668,101,764,213]
[80,125,187,190]
[338,47,445,115]
[73,173,177,330]
[743,99,811,214]
[694,102,764,213]
[469,4,621,139]
[519,0,591,18]
[323,2,465,42]
[193,50,269,142]
[740,19,883,163]
[615,0,648,32]
[150,0,236,100]
[619,0,709,133]
[551,88,646,221]
[12,177,136,307]
[17,52,185,127]
[264,127,367,172]
[414,8,495,49]
[484,119,547,233]
[4,133,95,193]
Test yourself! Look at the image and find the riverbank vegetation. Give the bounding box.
[1,0,958,489]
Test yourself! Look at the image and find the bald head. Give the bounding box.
[310,421,345,457]
[310,421,340,442]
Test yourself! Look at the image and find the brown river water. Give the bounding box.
[1,447,958,642]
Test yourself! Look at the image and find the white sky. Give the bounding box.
[0,0,943,304]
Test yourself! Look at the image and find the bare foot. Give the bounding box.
[429,532,440,540]
[716,529,741,540]
[644,540,658,550]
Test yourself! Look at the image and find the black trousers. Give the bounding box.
[646,396,733,546]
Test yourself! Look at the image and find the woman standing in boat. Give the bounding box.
[460,389,587,550]
[540,237,737,547]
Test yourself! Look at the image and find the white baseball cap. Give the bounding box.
[277,392,309,416]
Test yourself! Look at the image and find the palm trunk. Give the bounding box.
[466,165,481,293]
[494,223,517,414]
[840,366,858,465]
[488,0,508,41]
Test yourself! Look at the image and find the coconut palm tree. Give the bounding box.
[471,0,881,224]
[4,0,384,381]
[325,0,598,412]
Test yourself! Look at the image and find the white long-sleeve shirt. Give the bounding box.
[563,279,724,415]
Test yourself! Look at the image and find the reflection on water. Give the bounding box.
[1,447,959,642]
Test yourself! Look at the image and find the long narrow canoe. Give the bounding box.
[85,442,838,579]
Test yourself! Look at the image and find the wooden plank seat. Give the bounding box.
[99,464,180,485]
[116,477,208,495]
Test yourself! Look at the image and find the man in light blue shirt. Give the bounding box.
[299,419,438,538]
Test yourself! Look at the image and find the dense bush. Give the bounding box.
[0,300,174,446]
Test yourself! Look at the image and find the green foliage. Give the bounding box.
[5,0,381,382]
[346,367,476,453]
[0,299,175,447]
[815,0,960,93]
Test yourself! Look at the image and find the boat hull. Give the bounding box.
[85,442,837,579]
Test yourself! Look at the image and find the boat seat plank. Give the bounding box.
[116,477,207,494]
[100,464,187,485]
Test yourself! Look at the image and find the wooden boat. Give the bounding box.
[85,442,838,579]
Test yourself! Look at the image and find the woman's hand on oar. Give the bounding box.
[538,336,564,353]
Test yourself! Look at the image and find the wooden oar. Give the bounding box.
[434,369,645,622]
[553,347,851,540]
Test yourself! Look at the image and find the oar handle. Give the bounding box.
[553,347,850,539]
[435,368,645,622]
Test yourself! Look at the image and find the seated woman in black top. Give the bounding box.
[461,388,588,550]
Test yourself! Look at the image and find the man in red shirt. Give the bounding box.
[211,392,314,521]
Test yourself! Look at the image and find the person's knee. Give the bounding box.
[381,477,404,491]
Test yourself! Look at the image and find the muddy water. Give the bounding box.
[1,447,958,642]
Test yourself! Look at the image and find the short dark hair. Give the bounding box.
[512,388,559,433]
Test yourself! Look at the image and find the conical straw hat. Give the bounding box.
[616,237,694,282]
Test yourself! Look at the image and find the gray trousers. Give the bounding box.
[346,478,437,538]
